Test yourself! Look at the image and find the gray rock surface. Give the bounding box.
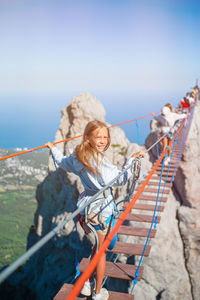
[174,100,200,300]
[132,190,192,300]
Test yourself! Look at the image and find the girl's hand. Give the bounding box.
[132,150,146,159]
[45,141,55,150]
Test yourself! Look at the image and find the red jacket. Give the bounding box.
[180,100,189,108]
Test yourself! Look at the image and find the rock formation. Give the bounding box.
[174,100,200,299]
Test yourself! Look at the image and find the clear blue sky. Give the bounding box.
[0,0,199,148]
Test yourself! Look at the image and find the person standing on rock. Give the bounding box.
[45,120,145,300]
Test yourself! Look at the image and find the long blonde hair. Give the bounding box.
[75,120,110,174]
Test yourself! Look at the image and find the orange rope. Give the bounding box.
[66,120,185,300]
[0,135,83,161]
[0,111,159,162]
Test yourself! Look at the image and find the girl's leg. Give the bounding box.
[95,232,106,294]
[89,244,96,283]
[162,137,170,165]
[162,137,168,151]
[167,138,171,158]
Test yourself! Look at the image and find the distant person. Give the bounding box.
[180,97,190,113]
[164,102,173,112]
[45,120,145,300]
[154,104,186,165]
[192,85,199,100]
[186,92,194,105]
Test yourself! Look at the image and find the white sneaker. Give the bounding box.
[164,157,170,166]
[92,288,109,300]
[80,280,95,296]
[164,159,168,166]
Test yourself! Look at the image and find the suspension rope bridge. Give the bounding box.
[0,96,197,299]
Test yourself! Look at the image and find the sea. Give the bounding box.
[0,92,182,150]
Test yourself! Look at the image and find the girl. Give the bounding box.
[46,120,145,300]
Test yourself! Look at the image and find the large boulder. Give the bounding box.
[25,92,150,299]
[174,100,200,299]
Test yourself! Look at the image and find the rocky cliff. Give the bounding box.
[174,101,200,299]
[133,100,200,300]
[0,93,199,300]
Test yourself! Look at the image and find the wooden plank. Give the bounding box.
[118,213,161,223]
[153,175,174,181]
[118,225,156,238]
[156,169,175,173]
[154,158,178,162]
[124,202,165,212]
[109,291,134,300]
[154,171,174,176]
[156,166,176,170]
[53,283,134,300]
[108,241,151,256]
[135,187,170,194]
[151,175,174,181]
[154,161,177,166]
[79,258,143,281]
[155,170,175,174]
[136,194,168,202]
[155,168,175,172]
[53,283,85,300]
[142,181,172,187]
[134,203,165,212]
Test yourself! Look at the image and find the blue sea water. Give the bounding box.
[0,92,181,150]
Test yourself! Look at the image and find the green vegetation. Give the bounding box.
[0,148,48,269]
[0,188,37,268]
[119,151,126,156]
[111,144,127,156]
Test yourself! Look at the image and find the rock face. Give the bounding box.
[174,100,200,299]
[1,92,199,300]
[132,191,193,300]
[138,99,200,300]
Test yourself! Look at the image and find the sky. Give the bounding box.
[0,0,199,148]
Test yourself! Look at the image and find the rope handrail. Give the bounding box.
[66,119,187,300]
[0,111,160,162]
[0,125,171,285]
